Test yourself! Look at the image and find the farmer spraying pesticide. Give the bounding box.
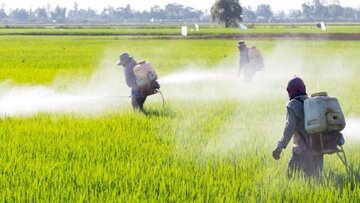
[237,40,264,83]
[117,52,160,112]
[273,76,347,177]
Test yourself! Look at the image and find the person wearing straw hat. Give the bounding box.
[237,40,263,82]
[117,52,147,112]
[237,40,251,81]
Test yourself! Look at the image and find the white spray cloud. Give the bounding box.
[0,54,130,117]
[158,41,354,102]
[0,42,355,119]
[343,118,360,141]
[158,43,303,100]
[162,42,356,156]
[202,125,244,155]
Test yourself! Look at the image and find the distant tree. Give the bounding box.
[0,9,7,20]
[79,8,97,19]
[211,0,242,27]
[149,5,165,20]
[256,4,273,20]
[73,2,79,12]
[0,3,5,11]
[274,11,286,20]
[179,6,199,20]
[9,8,29,21]
[3,1,360,24]
[114,4,135,20]
[68,2,79,19]
[100,6,115,20]
[313,0,327,18]
[164,3,179,19]
[326,4,344,19]
[35,8,48,21]
[343,7,358,19]
[288,9,303,20]
[45,4,51,15]
[50,6,66,23]
[302,3,314,19]
[242,6,256,21]
[302,0,347,19]
[322,0,340,5]
[161,3,202,21]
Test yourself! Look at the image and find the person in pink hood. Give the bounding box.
[273,76,323,177]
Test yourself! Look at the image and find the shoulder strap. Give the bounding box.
[293,97,312,150]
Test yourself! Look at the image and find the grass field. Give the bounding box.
[0,26,359,201]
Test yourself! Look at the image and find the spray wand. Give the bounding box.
[103,95,131,99]
[102,89,165,107]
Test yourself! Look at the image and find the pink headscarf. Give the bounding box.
[286,76,307,100]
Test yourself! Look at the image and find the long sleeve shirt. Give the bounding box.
[239,48,250,71]
[123,58,137,89]
[239,48,250,66]
[277,95,310,154]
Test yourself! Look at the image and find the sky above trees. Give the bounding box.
[0,0,359,13]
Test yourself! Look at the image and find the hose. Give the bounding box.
[155,89,165,108]
[336,145,354,177]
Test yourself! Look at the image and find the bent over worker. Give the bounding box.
[272,76,323,177]
[117,52,146,112]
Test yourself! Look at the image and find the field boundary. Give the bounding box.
[1,32,359,40]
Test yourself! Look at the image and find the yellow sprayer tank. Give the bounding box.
[304,92,346,134]
[133,61,158,87]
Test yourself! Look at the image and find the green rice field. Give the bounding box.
[0,25,359,201]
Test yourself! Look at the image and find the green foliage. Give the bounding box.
[255,4,273,20]
[301,0,359,19]
[211,0,242,28]
[0,3,204,24]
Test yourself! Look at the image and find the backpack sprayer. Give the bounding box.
[133,60,164,106]
[104,61,164,107]
[304,92,349,174]
[248,47,265,71]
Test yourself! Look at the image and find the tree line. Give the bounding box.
[0,3,208,24]
[243,0,360,22]
[212,0,360,27]
[0,0,359,25]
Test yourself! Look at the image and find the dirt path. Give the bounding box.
[4,32,360,41]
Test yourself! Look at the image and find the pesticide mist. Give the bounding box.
[0,42,355,118]
[342,118,360,141]
[158,42,357,156]
[159,42,353,101]
[0,56,129,117]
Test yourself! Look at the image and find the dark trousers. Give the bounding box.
[131,89,146,111]
[287,151,324,177]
